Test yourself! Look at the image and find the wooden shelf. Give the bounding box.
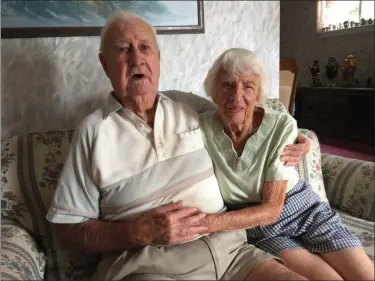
[295,86,375,145]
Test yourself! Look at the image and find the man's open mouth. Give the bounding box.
[132,74,145,79]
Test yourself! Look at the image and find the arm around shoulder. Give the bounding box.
[162,90,217,114]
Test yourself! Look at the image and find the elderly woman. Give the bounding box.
[199,48,374,280]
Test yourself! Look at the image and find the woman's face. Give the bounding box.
[213,68,260,131]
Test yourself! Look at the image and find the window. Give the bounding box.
[318,0,374,32]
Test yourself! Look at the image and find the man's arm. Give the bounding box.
[162,90,217,114]
[280,131,311,166]
[54,219,139,253]
[53,201,208,253]
[164,91,309,165]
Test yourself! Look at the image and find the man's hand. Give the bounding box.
[135,201,208,245]
[280,132,311,166]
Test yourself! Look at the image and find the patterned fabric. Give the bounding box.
[336,208,374,261]
[321,154,375,222]
[1,218,45,280]
[1,132,100,281]
[297,129,328,202]
[264,98,289,113]
[242,181,361,256]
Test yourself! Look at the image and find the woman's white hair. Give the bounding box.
[99,10,159,53]
[203,48,269,104]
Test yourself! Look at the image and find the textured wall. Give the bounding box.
[2,1,280,138]
[280,1,375,86]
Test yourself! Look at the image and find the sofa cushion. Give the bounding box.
[322,154,375,222]
[335,209,374,261]
[265,98,289,113]
[1,218,46,280]
[264,99,328,202]
[1,132,100,281]
[297,129,328,202]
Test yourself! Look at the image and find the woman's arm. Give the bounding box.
[204,181,287,233]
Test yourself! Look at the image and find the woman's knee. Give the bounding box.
[280,248,343,280]
[320,248,374,280]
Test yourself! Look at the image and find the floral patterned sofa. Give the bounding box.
[1,99,374,281]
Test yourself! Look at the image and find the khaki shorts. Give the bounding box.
[92,230,279,281]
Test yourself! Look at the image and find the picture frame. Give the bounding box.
[1,0,204,38]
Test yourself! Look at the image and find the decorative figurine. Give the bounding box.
[325,57,339,87]
[354,78,360,87]
[341,55,357,87]
[366,77,372,87]
[350,21,355,28]
[338,23,343,29]
[361,18,366,25]
[368,18,373,25]
[344,21,349,28]
[308,60,322,86]
[355,22,359,27]
[332,24,337,30]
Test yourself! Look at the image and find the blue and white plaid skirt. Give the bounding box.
[228,180,362,256]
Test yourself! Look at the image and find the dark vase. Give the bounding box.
[325,57,339,87]
[366,77,372,87]
[308,60,321,86]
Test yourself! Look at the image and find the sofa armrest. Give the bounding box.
[1,218,46,280]
[321,153,374,222]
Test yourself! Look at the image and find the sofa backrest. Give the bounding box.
[1,130,100,281]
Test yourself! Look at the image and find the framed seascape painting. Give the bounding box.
[1,0,204,38]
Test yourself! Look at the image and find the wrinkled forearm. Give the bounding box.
[204,181,287,233]
[204,202,281,233]
[53,218,143,253]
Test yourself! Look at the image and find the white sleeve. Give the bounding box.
[46,121,100,224]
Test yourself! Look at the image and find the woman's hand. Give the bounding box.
[280,132,311,166]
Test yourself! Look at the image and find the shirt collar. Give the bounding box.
[210,105,275,170]
[102,92,122,119]
[102,91,169,119]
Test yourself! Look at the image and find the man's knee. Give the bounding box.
[245,259,308,280]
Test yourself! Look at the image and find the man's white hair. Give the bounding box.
[99,10,159,53]
[203,48,269,104]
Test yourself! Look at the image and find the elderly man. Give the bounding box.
[46,11,310,281]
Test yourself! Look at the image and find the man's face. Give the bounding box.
[100,19,160,99]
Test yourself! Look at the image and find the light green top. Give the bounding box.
[199,107,299,204]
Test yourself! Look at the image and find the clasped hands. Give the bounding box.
[135,135,310,246]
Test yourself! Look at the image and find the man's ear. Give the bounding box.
[99,53,109,77]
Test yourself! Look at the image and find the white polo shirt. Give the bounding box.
[46,91,225,224]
